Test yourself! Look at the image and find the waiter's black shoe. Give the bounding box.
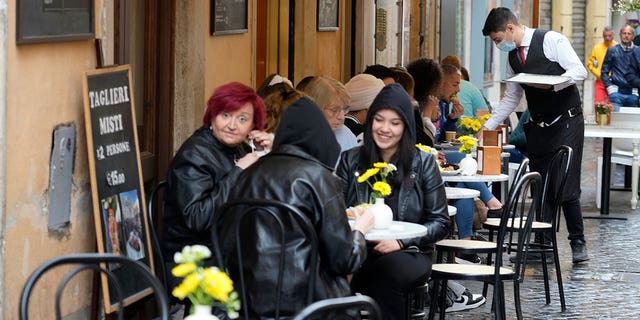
[570,240,589,263]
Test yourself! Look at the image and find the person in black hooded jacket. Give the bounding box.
[336,83,451,319]
[219,96,375,318]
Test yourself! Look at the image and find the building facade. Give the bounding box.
[0,0,615,318]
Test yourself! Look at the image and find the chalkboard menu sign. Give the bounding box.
[83,65,155,313]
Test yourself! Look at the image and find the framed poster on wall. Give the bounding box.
[16,0,94,44]
[211,0,248,35]
[83,65,155,313]
[317,0,339,31]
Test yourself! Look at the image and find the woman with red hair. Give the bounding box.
[161,82,271,292]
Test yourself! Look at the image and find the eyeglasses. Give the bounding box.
[324,105,349,116]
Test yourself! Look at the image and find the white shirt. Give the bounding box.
[334,125,359,152]
[485,27,588,129]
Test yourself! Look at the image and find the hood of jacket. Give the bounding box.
[273,97,341,168]
[367,83,416,142]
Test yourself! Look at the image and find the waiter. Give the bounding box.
[481,7,589,263]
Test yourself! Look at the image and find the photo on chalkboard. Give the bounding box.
[317,0,339,31]
[119,189,146,261]
[101,195,125,270]
[16,0,94,44]
[210,0,248,35]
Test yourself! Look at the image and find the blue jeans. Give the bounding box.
[453,182,494,239]
[609,92,638,111]
[444,150,496,239]
[508,148,526,164]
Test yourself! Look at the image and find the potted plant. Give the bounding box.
[594,102,613,125]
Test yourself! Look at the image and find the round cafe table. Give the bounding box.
[445,186,480,200]
[443,174,509,201]
[349,220,428,240]
[442,173,509,183]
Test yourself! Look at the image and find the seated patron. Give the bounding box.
[161,82,272,290]
[219,97,374,317]
[336,84,451,319]
[301,76,359,152]
[262,86,306,134]
[344,73,385,143]
[407,58,444,146]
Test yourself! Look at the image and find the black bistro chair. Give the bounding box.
[19,253,169,320]
[212,198,320,320]
[428,172,543,320]
[292,295,382,320]
[483,146,571,311]
[147,181,168,290]
[433,158,531,268]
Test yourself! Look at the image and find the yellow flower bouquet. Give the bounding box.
[416,143,438,156]
[457,114,491,136]
[356,162,397,202]
[172,245,241,318]
[458,135,478,154]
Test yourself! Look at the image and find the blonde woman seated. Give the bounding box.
[301,75,359,152]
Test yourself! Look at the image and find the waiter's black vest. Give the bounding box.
[509,29,581,123]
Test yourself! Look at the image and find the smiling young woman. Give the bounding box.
[336,83,451,318]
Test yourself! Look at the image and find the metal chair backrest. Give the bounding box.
[212,198,320,320]
[513,157,530,184]
[540,146,572,231]
[19,253,169,320]
[495,172,542,283]
[146,181,168,290]
[291,295,382,320]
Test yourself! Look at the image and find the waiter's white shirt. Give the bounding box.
[485,26,588,129]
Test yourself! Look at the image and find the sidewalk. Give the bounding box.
[447,137,640,319]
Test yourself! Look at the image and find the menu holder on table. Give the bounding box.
[482,130,501,147]
[477,146,502,175]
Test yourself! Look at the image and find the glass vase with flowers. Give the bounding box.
[171,245,241,320]
[457,135,479,175]
[356,162,397,229]
[594,102,613,125]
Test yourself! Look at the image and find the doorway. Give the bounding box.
[256,0,292,86]
[115,0,174,188]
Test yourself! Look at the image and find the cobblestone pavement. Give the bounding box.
[443,137,640,319]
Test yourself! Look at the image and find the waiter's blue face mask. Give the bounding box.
[496,30,516,52]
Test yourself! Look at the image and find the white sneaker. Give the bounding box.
[445,290,486,313]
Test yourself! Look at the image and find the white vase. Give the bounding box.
[371,198,393,229]
[459,154,478,176]
[184,305,220,320]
